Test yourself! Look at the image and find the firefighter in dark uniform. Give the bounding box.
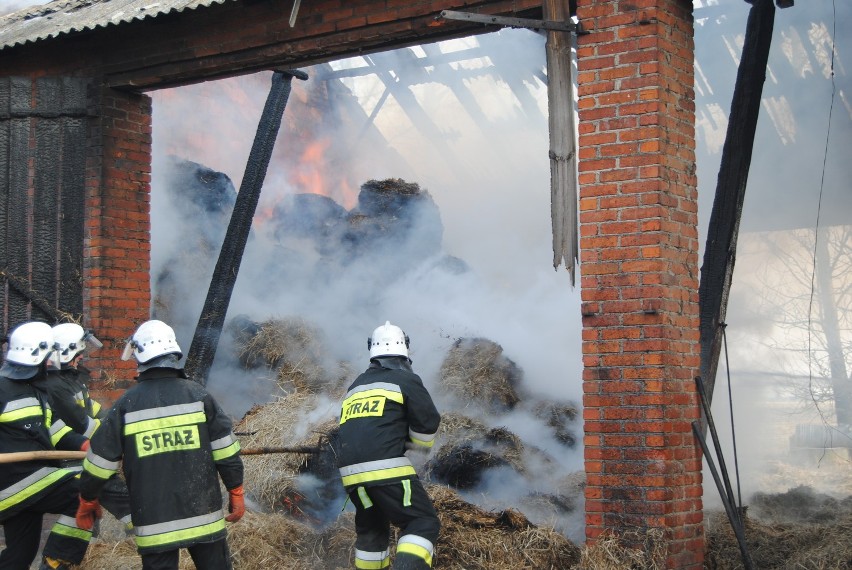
[30,323,134,533]
[76,319,245,570]
[337,321,441,569]
[0,321,92,570]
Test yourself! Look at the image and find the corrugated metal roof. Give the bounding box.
[0,0,237,51]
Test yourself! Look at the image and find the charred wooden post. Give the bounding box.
[185,69,308,384]
[698,0,775,406]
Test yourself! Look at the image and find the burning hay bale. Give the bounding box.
[438,337,524,412]
[425,443,511,489]
[426,413,525,486]
[428,485,582,569]
[228,316,350,396]
[152,157,237,329]
[271,193,348,255]
[341,178,443,263]
[235,393,340,516]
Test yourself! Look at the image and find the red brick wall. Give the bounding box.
[83,86,152,403]
[575,0,703,567]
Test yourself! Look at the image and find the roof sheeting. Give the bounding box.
[0,0,236,50]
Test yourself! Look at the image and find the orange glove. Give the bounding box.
[225,485,245,522]
[80,440,90,452]
[75,496,102,530]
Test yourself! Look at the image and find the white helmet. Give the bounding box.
[1,321,59,380]
[52,323,103,364]
[367,321,410,359]
[121,320,182,364]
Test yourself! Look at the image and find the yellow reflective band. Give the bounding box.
[408,437,434,449]
[51,520,92,542]
[401,480,412,507]
[123,411,206,436]
[357,486,373,509]
[0,405,43,423]
[50,425,73,446]
[341,465,416,487]
[345,387,403,405]
[355,559,390,569]
[0,469,71,512]
[211,441,240,462]
[136,425,201,457]
[82,458,116,480]
[134,518,225,548]
[397,542,433,566]
[91,401,102,416]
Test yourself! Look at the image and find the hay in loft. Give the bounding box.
[438,337,523,412]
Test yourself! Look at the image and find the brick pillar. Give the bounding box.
[575,0,703,568]
[84,86,152,404]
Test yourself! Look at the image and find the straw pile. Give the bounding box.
[230,316,350,396]
[233,393,340,517]
[438,338,523,411]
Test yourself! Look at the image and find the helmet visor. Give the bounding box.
[46,342,61,370]
[83,332,103,353]
[120,338,135,361]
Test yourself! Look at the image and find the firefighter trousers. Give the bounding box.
[0,478,91,569]
[139,538,232,570]
[349,478,439,569]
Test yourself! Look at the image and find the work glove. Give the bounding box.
[225,485,245,523]
[75,496,102,530]
[80,440,90,452]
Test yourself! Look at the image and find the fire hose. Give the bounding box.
[0,445,322,464]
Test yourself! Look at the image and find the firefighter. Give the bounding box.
[76,319,245,570]
[29,323,134,533]
[0,321,92,570]
[337,321,441,569]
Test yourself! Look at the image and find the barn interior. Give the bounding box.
[0,0,851,567]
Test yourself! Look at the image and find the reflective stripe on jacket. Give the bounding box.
[337,358,440,491]
[79,367,243,553]
[0,376,84,520]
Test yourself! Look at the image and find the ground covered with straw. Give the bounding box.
[74,319,852,569]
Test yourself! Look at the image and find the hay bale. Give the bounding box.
[235,393,339,514]
[428,485,582,569]
[425,443,510,489]
[230,316,349,396]
[341,178,443,262]
[438,338,523,412]
[532,400,580,447]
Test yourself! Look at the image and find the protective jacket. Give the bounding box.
[31,366,103,440]
[0,374,86,521]
[337,357,440,490]
[79,367,243,554]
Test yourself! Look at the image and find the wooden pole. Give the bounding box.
[544,0,578,284]
[698,0,776,406]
